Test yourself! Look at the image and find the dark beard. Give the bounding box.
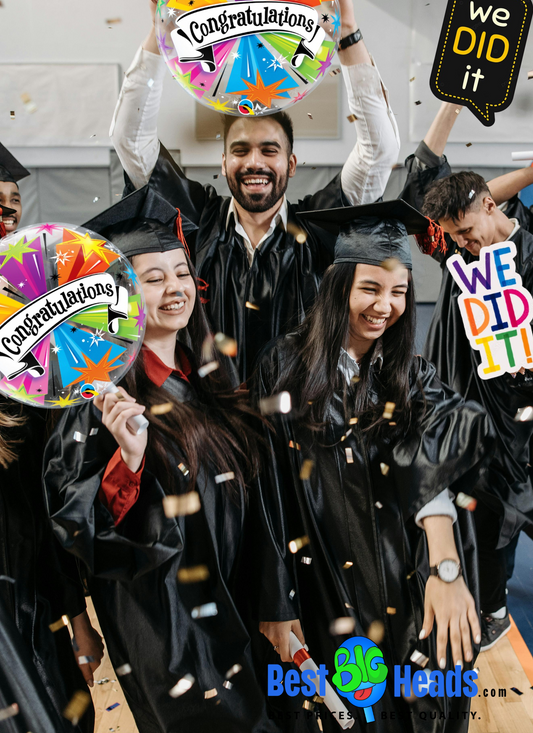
[226,167,290,213]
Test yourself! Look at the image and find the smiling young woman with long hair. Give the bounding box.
[251,202,494,733]
[44,188,277,733]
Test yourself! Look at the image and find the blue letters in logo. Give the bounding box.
[331,636,388,722]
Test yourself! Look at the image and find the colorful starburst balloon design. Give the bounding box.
[157,0,341,116]
[0,224,146,408]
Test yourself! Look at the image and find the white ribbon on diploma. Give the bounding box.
[171,1,325,73]
[0,273,128,380]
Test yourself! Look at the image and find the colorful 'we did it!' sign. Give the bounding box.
[447,243,533,379]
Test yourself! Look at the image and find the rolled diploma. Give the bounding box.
[94,381,149,435]
[290,632,354,730]
[511,151,533,161]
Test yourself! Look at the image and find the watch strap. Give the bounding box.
[339,29,363,51]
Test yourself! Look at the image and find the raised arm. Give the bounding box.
[339,0,401,205]
[110,0,164,190]
[488,165,533,206]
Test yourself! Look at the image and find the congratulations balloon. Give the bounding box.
[0,224,145,408]
[155,0,341,115]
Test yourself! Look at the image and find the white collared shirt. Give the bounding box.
[226,197,288,265]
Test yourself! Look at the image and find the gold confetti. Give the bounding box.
[150,402,173,415]
[201,334,215,362]
[169,674,195,698]
[303,700,315,711]
[191,602,218,619]
[299,460,314,480]
[456,492,477,511]
[466,142,472,147]
[307,112,313,119]
[0,704,18,722]
[317,719,323,732]
[349,417,358,425]
[345,447,354,464]
[289,440,301,450]
[214,332,238,357]
[245,301,260,311]
[382,401,395,419]
[415,100,422,105]
[340,428,352,442]
[351,375,360,384]
[20,92,37,114]
[198,361,219,378]
[259,392,292,415]
[177,565,210,583]
[343,561,353,569]
[105,17,122,23]
[301,556,312,565]
[410,76,415,82]
[178,462,190,477]
[204,688,218,699]
[380,463,390,476]
[9,111,15,120]
[528,70,533,80]
[329,617,355,635]
[163,492,201,517]
[63,691,91,726]
[313,694,325,704]
[367,620,385,644]
[49,615,70,633]
[287,221,308,244]
[329,67,341,76]
[289,535,310,553]
[214,471,235,484]
[225,664,242,679]
[389,422,397,426]
[410,650,429,668]
[386,607,396,615]
[380,258,402,272]
[347,114,357,123]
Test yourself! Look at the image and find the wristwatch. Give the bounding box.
[429,559,462,583]
[339,29,363,51]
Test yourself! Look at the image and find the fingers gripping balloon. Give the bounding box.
[155,0,341,115]
[0,224,145,408]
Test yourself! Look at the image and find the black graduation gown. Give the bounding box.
[400,152,533,547]
[43,367,278,733]
[0,401,93,733]
[252,341,494,733]
[124,145,345,382]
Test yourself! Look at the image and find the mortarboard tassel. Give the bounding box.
[413,219,446,257]
[174,208,191,258]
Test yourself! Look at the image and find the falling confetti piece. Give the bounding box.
[169,674,195,698]
[63,691,91,726]
[307,113,313,119]
[163,492,201,517]
[375,501,383,509]
[389,422,397,426]
[150,402,173,415]
[204,689,218,699]
[215,471,235,484]
[289,589,296,599]
[223,680,233,690]
[382,401,395,419]
[515,406,533,421]
[287,221,308,244]
[380,463,390,476]
[90,427,99,436]
[299,460,314,480]
[349,417,358,425]
[93,197,100,203]
[9,111,15,120]
[0,704,18,722]
[466,143,472,147]
[456,492,477,511]
[191,602,218,619]
[259,392,292,415]
[406,570,416,580]
[198,361,219,377]
[214,332,238,357]
[410,76,416,82]
[329,67,341,76]
[313,694,324,704]
[213,174,219,179]
[351,375,360,384]
[78,656,95,665]
[20,93,37,114]
[415,100,422,105]
[49,615,70,633]
[289,535,310,553]
[116,664,132,676]
[343,561,353,569]
[367,620,385,644]
[178,462,190,477]
[245,301,260,311]
[303,700,315,711]
[225,664,242,679]
[347,114,357,123]
[340,429,352,442]
[345,447,354,464]
[301,556,312,565]
[528,71,533,80]
[330,617,355,635]
[289,441,301,450]
[410,650,429,668]
[147,78,155,88]
[105,17,122,23]
[73,432,87,444]
[386,607,396,615]
[177,565,210,583]
[106,703,120,712]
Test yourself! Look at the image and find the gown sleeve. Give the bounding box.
[99,448,145,526]
[43,402,184,582]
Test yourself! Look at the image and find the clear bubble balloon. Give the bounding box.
[0,223,145,408]
[155,0,341,116]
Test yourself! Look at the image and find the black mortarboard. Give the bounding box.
[83,186,197,258]
[0,144,31,184]
[298,200,432,270]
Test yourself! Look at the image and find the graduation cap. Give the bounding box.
[298,200,439,269]
[0,143,30,184]
[83,186,197,259]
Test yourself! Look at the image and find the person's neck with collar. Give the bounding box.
[229,195,287,249]
[143,333,181,371]
[493,209,518,243]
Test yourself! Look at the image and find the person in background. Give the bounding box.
[109,0,400,380]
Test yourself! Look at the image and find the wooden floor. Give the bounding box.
[88,600,533,733]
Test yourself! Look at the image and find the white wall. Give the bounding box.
[1,0,531,169]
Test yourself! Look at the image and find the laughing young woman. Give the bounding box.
[252,201,494,733]
[44,188,277,733]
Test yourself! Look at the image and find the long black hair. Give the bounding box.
[123,250,262,493]
[275,262,421,437]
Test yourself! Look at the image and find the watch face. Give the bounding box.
[438,560,459,583]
